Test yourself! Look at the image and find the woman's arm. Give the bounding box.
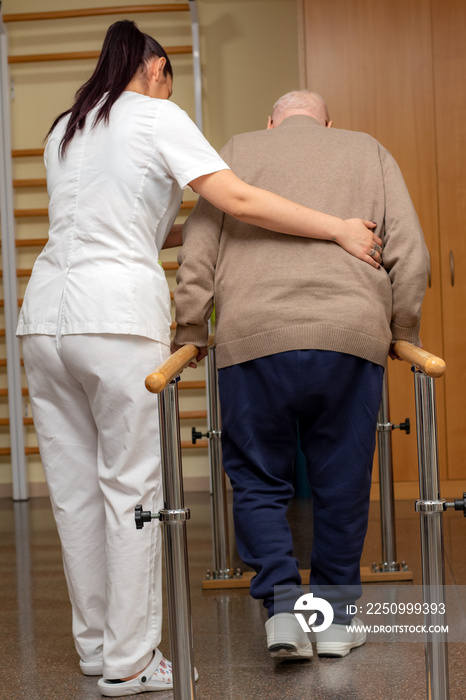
[189,169,382,267]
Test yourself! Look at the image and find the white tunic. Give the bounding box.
[16,91,228,345]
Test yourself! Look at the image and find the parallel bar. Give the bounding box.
[392,340,446,378]
[0,14,27,500]
[3,5,190,22]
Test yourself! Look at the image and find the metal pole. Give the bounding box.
[205,344,231,579]
[158,381,195,700]
[0,12,28,501]
[376,371,398,568]
[413,369,449,700]
[187,0,234,582]
[188,0,202,132]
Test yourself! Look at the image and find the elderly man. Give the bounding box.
[173,91,429,660]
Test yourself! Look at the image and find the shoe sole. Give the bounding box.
[317,638,366,658]
[98,669,198,696]
[80,661,103,676]
[98,680,173,696]
[269,643,313,660]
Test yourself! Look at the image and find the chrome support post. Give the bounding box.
[373,372,409,574]
[204,345,232,580]
[0,13,27,501]
[158,381,195,700]
[413,369,449,700]
[188,0,202,132]
[376,372,398,569]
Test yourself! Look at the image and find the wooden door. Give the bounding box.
[298,0,446,487]
[432,0,466,480]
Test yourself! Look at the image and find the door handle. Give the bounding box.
[450,250,454,287]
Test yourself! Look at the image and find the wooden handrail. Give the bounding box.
[2,5,190,23]
[392,340,446,378]
[146,335,215,393]
[9,46,192,64]
[146,344,199,393]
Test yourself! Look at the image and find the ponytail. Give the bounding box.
[48,20,173,157]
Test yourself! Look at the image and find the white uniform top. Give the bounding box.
[16,91,229,345]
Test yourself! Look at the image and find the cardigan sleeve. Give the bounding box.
[380,147,430,345]
[173,140,235,348]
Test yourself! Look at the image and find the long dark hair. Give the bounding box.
[48,20,173,157]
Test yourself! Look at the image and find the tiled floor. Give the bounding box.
[1,492,465,700]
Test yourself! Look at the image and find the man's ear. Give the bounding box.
[267,116,274,130]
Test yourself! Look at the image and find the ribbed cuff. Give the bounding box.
[390,321,421,345]
[173,324,209,348]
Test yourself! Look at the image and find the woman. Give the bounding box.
[16,20,381,697]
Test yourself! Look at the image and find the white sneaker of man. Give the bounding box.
[315,616,366,657]
[265,612,314,660]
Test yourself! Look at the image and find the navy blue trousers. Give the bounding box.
[218,350,384,622]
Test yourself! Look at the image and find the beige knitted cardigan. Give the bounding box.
[174,116,429,369]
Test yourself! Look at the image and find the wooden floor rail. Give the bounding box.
[392,340,446,378]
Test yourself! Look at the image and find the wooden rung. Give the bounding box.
[14,208,48,217]
[0,447,39,456]
[179,410,207,420]
[180,440,207,449]
[0,388,29,397]
[180,201,195,210]
[0,413,202,427]
[13,204,192,217]
[2,5,190,23]
[0,379,204,395]
[0,301,24,308]
[0,264,175,278]
[0,441,204,457]
[12,149,44,158]
[178,380,206,391]
[0,417,34,427]
[0,269,32,278]
[15,239,48,247]
[9,46,192,64]
[13,179,46,188]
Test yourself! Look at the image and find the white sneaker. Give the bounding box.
[265,612,314,660]
[315,616,366,657]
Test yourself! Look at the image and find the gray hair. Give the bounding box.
[271,90,329,127]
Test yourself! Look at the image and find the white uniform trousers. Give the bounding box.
[22,334,169,678]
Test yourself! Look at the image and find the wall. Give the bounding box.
[0,0,299,495]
